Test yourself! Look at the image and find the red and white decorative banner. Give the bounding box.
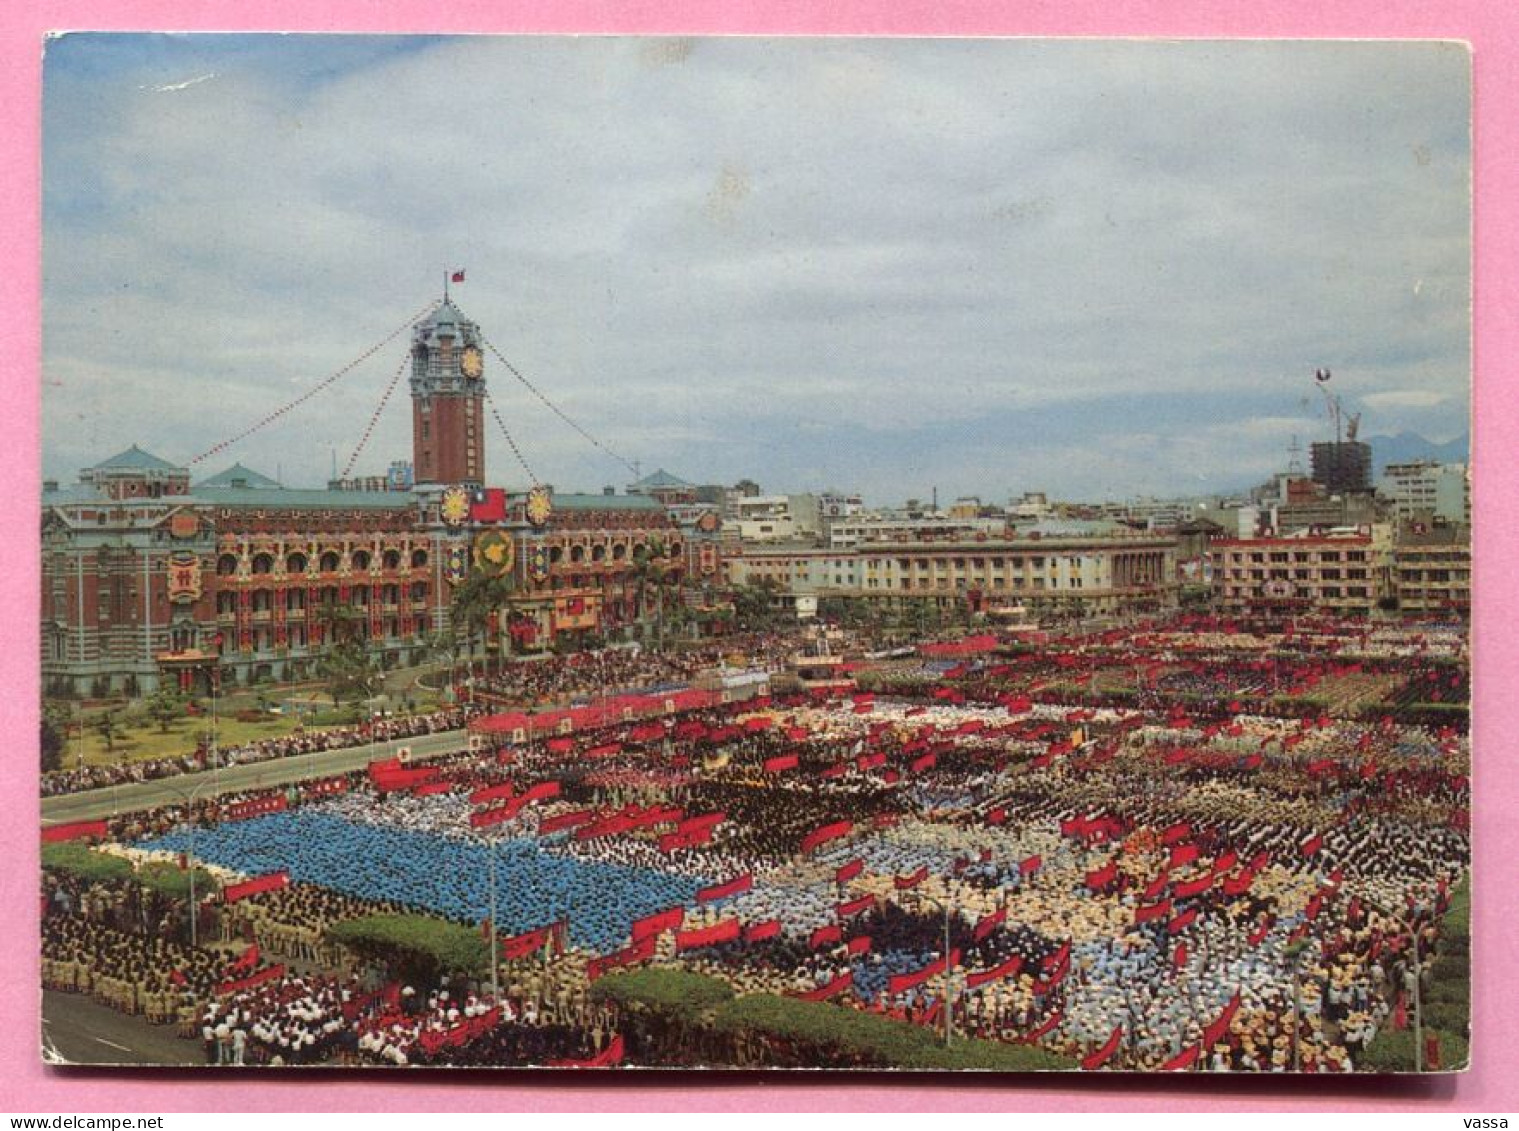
[696,874,753,903]
[631,906,684,941]
[222,871,290,903]
[674,919,741,952]
[794,970,853,1002]
[41,820,109,843]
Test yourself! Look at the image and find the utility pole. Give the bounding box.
[165,775,217,948]
[487,835,500,1003]
[915,891,956,1046]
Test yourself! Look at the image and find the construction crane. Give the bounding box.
[1312,367,1355,445]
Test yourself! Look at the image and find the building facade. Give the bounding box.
[727,533,1179,618]
[42,302,727,696]
[1391,518,1471,620]
[1380,461,1470,527]
[1209,532,1383,617]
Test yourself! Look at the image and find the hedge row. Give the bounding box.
[593,968,1075,1071]
[326,913,489,979]
[42,841,220,897]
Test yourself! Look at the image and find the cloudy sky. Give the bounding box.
[42,35,1470,503]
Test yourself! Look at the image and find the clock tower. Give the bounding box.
[410,299,486,486]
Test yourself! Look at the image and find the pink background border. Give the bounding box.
[5,0,1515,1113]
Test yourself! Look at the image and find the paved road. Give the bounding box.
[41,990,203,1067]
[41,728,471,824]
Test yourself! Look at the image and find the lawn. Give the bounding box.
[53,662,452,768]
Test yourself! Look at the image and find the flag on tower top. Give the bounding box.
[451,269,466,283]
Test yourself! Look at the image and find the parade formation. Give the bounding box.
[41,614,1470,1072]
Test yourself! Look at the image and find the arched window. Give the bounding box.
[251,553,274,575]
[549,546,564,565]
[411,549,428,569]
[570,545,586,563]
[319,551,341,573]
[591,544,606,562]
[217,554,239,577]
[351,549,372,571]
[382,549,401,570]
[286,553,308,575]
[612,543,627,561]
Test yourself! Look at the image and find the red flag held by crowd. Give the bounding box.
[894,866,929,890]
[697,874,753,903]
[835,858,864,885]
[1162,1044,1200,1071]
[1081,1026,1124,1071]
[973,907,1006,942]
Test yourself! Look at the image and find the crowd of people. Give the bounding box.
[42,614,1469,1071]
[42,706,482,797]
[471,634,798,708]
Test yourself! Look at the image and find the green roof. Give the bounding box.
[195,486,413,510]
[91,445,181,473]
[196,463,282,491]
[551,493,665,512]
[630,468,693,490]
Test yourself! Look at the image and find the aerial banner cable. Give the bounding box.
[189,299,440,466]
[454,302,641,479]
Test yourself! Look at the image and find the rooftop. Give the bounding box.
[88,445,182,474]
[629,468,694,490]
[551,492,666,512]
[196,462,282,491]
[195,486,412,510]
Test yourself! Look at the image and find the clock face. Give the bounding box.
[460,346,484,380]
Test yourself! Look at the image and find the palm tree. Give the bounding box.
[315,598,364,647]
[449,571,518,675]
[630,539,678,651]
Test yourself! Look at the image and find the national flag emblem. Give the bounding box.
[469,487,507,523]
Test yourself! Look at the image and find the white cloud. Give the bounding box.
[42,35,1471,503]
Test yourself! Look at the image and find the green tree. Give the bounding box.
[40,700,67,774]
[731,577,784,632]
[631,539,679,650]
[316,639,377,707]
[315,598,364,647]
[449,571,517,672]
[145,687,185,733]
[93,709,119,754]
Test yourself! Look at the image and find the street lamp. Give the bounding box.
[163,775,218,948]
[486,829,500,1004]
[912,890,958,1047]
[1361,892,1426,1072]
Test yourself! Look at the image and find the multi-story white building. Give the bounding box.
[1380,462,1470,527]
[728,532,1178,618]
[1210,531,1384,616]
[825,511,1009,549]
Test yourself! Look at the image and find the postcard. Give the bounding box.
[40,34,1470,1072]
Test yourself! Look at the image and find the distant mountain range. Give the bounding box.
[1367,431,1470,476]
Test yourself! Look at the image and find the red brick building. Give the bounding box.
[41,302,725,696]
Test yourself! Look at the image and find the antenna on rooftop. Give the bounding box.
[1287,435,1304,477]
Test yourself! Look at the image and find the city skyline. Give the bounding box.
[43,35,1471,502]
